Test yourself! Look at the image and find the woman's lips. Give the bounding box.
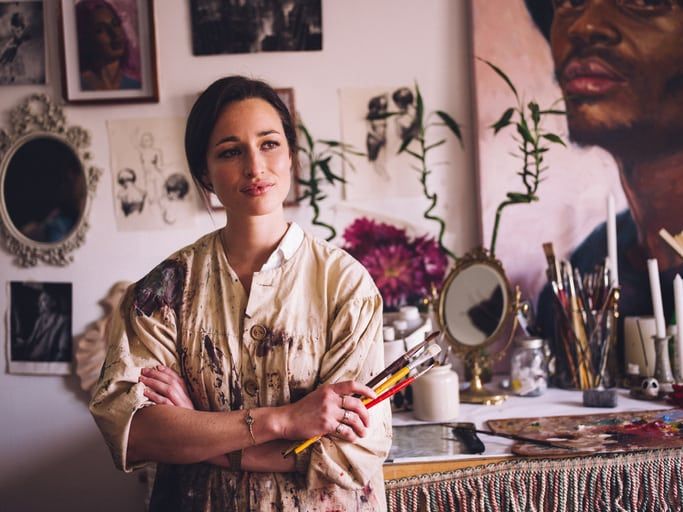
[561,57,626,96]
[241,182,274,196]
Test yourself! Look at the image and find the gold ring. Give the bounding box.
[340,395,346,408]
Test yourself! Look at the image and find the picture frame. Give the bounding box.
[58,0,159,104]
[206,87,300,210]
[0,0,46,86]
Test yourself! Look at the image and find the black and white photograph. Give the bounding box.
[190,0,322,55]
[8,281,72,375]
[107,117,204,230]
[0,0,45,85]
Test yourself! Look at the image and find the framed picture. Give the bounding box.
[189,0,322,55]
[8,281,73,375]
[58,0,159,104]
[0,0,46,85]
[206,87,300,210]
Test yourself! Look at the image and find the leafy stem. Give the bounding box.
[297,121,362,241]
[398,83,463,261]
[482,59,566,257]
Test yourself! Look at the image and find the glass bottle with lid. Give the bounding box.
[510,336,548,397]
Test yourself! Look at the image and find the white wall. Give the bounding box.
[0,1,478,510]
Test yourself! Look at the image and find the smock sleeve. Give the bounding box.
[300,291,392,489]
[89,260,185,472]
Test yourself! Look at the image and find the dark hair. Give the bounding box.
[392,87,414,109]
[117,168,136,185]
[75,0,130,72]
[524,0,554,41]
[185,75,299,192]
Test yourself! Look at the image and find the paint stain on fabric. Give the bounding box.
[133,259,186,317]
[256,328,293,357]
[203,335,224,375]
[360,484,373,503]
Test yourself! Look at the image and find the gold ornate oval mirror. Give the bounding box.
[437,247,520,404]
[0,94,101,266]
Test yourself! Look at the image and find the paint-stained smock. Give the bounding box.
[89,225,392,511]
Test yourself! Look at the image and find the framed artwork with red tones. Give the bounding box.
[58,0,159,104]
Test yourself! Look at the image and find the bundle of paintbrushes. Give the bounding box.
[542,243,620,390]
[282,331,442,457]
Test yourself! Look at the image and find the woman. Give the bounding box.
[76,0,141,91]
[90,76,392,511]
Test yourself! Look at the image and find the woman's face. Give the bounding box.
[204,98,292,219]
[89,6,126,64]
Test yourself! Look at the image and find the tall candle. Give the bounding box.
[607,194,619,286]
[674,274,683,380]
[647,258,666,339]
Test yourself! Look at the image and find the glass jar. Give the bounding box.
[510,336,548,397]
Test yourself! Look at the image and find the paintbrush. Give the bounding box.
[542,242,563,293]
[366,330,441,388]
[449,424,576,451]
[282,345,441,458]
[364,362,436,409]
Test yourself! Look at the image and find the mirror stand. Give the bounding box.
[460,355,507,405]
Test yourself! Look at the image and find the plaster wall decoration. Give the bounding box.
[0,93,101,266]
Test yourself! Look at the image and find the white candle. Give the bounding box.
[607,194,619,286]
[674,274,683,379]
[647,258,667,339]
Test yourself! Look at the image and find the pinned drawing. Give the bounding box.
[107,117,202,230]
[339,86,423,201]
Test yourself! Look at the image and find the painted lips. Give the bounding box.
[241,182,274,196]
[561,58,625,96]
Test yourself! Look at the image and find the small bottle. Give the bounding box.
[393,319,409,340]
[399,305,422,331]
[510,336,548,397]
[382,326,396,342]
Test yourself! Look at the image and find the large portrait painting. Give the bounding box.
[0,0,45,85]
[472,0,683,323]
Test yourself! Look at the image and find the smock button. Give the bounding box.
[250,324,267,341]
[244,379,258,396]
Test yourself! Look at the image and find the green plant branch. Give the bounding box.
[297,121,361,241]
[481,58,566,256]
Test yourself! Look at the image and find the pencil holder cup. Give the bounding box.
[411,364,459,421]
[551,299,619,391]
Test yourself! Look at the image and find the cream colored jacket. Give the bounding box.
[90,228,392,511]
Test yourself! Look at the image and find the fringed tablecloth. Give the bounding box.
[385,448,683,512]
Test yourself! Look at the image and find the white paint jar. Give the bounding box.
[411,363,460,422]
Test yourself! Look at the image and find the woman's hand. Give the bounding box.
[279,381,376,444]
[139,365,194,409]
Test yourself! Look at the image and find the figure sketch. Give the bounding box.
[391,87,419,148]
[0,1,44,85]
[116,167,146,216]
[107,117,202,231]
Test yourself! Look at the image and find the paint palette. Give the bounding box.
[487,408,683,456]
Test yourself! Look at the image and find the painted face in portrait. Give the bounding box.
[89,4,127,64]
[550,0,683,156]
[204,98,292,218]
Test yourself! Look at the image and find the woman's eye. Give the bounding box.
[218,148,240,159]
[262,140,280,150]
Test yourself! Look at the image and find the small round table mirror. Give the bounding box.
[438,248,520,405]
[0,94,100,266]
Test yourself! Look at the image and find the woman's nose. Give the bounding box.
[567,0,621,49]
[243,148,265,178]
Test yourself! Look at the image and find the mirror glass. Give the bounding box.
[4,135,87,244]
[442,262,509,347]
[0,93,100,267]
